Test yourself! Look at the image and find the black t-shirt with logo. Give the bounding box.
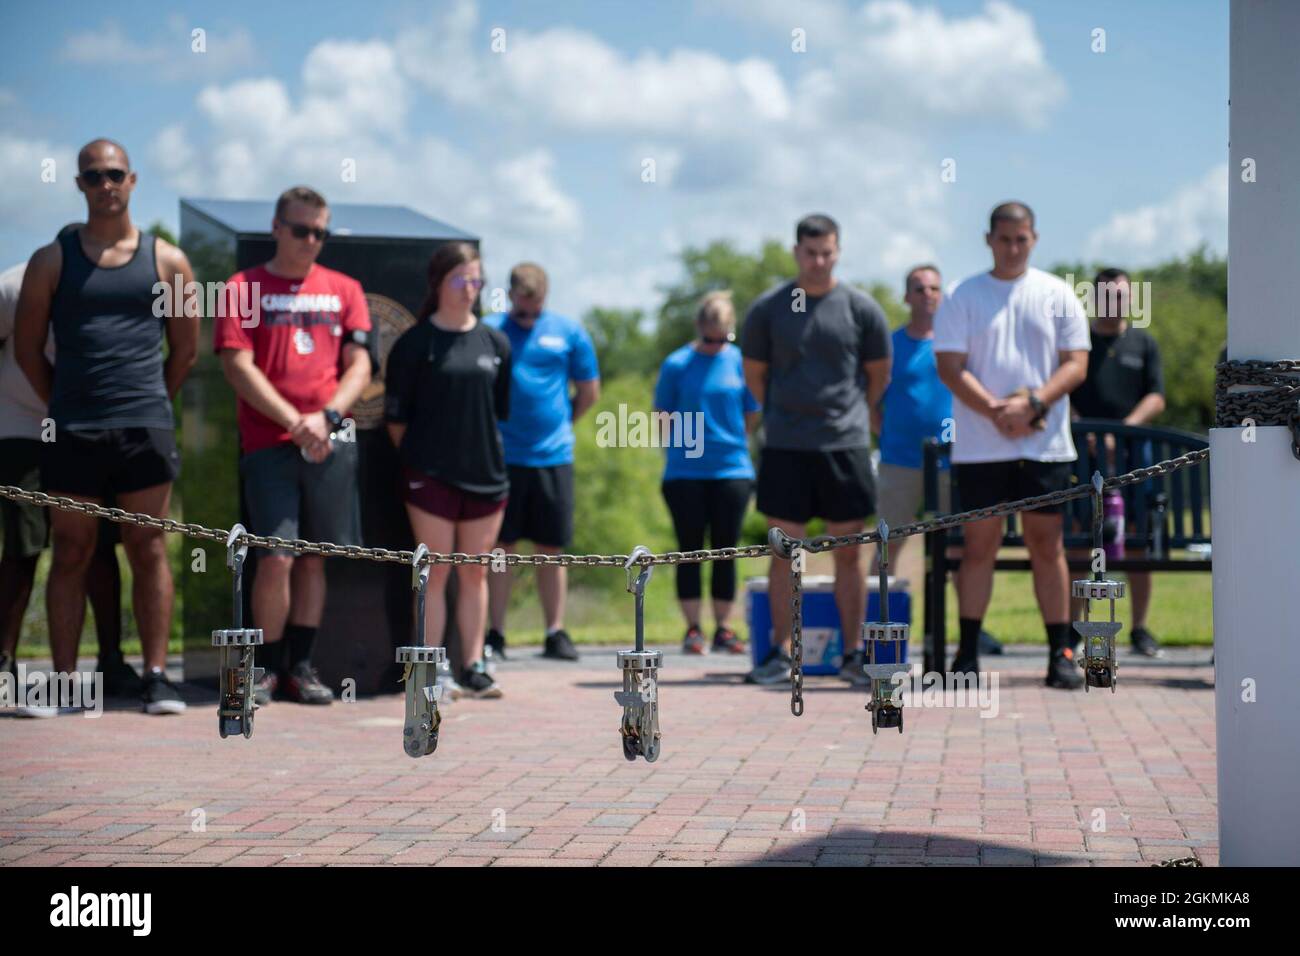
[1071,326,1163,420]
[384,319,512,497]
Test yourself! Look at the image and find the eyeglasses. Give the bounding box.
[700,332,735,345]
[278,219,330,242]
[79,168,128,186]
[450,276,484,290]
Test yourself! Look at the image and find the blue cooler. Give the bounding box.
[746,575,910,674]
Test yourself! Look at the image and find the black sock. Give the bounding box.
[258,639,285,674]
[1045,621,1073,653]
[285,624,317,669]
[959,618,982,660]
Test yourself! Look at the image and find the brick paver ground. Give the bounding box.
[0,645,1217,866]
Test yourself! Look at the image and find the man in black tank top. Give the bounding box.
[13,139,200,715]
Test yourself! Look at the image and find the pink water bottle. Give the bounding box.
[1102,490,1125,561]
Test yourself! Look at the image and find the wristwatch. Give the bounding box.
[1026,391,1047,423]
[323,408,344,431]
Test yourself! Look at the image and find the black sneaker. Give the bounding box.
[460,661,503,699]
[1130,627,1163,658]
[978,630,1004,655]
[745,647,792,685]
[1046,647,1084,689]
[486,627,508,660]
[98,651,144,697]
[281,661,335,705]
[542,629,580,661]
[253,670,278,707]
[838,649,869,686]
[141,669,187,715]
[0,651,16,686]
[949,653,979,676]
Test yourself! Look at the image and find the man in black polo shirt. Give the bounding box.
[1070,267,1166,656]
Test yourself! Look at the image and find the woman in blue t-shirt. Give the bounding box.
[654,291,760,655]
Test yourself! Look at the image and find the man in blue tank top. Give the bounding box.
[13,139,199,715]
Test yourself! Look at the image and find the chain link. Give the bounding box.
[789,548,804,717]
[1216,359,1300,459]
[0,449,1209,569]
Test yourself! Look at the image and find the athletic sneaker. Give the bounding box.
[1045,647,1084,689]
[978,630,1004,656]
[485,627,508,661]
[460,661,503,699]
[141,669,187,715]
[98,651,144,697]
[949,653,979,676]
[543,629,580,661]
[282,661,335,705]
[838,649,870,686]
[712,626,746,655]
[436,662,462,702]
[745,647,792,685]
[253,671,278,707]
[683,626,706,655]
[1130,627,1163,658]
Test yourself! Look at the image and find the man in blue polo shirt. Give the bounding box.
[485,263,600,661]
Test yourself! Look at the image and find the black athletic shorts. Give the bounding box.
[499,463,574,548]
[953,459,1077,515]
[756,447,875,524]
[41,427,180,498]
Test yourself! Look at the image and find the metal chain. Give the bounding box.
[0,448,1209,569]
[1216,359,1300,459]
[789,549,803,717]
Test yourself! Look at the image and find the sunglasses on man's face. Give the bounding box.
[450,275,484,290]
[279,220,330,242]
[79,168,129,187]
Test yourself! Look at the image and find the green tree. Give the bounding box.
[583,307,657,381]
[654,239,795,358]
[146,220,178,245]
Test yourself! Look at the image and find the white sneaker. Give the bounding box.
[435,663,462,701]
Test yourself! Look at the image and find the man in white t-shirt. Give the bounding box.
[933,202,1091,689]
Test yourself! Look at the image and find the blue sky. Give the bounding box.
[0,0,1228,318]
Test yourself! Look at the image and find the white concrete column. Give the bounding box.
[1211,0,1300,865]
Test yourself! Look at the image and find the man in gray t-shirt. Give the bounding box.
[740,214,892,686]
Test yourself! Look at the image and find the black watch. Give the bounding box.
[323,408,344,431]
[1027,392,1047,421]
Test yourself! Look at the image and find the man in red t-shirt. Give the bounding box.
[214,185,371,706]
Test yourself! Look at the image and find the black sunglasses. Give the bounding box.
[79,168,128,186]
[278,219,330,242]
[512,309,541,321]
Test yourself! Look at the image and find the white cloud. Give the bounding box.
[0,135,83,233]
[61,16,256,79]
[710,0,1066,129]
[1084,165,1228,265]
[397,1,791,135]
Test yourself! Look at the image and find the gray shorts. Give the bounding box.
[875,461,951,528]
[240,440,362,554]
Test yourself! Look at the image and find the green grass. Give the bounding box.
[489,556,1214,648]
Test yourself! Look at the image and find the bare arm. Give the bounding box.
[745,410,760,434]
[13,242,61,404]
[994,349,1090,437]
[157,242,199,400]
[863,356,890,414]
[328,343,372,417]
[219,348,303,435]
[571,378,600,421]
[1124,392,1165,426]
[386,422,406,449]
[742,358,767,410]
[935,351,1003,421]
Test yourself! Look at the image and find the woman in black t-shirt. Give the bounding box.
[385,241,511,699]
